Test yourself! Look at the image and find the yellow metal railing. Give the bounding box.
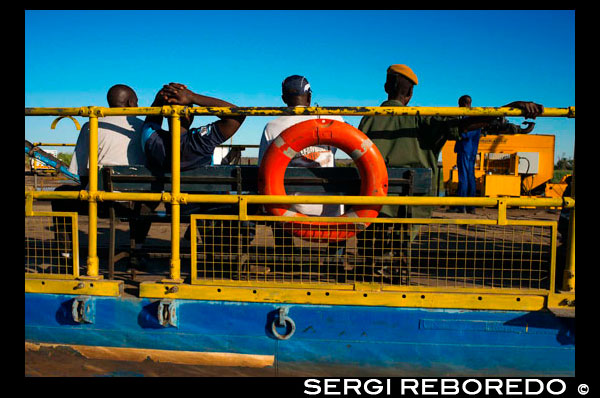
[25,105,575,310]
[31,143,76,147]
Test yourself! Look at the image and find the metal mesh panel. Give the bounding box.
[191,216,553,291]
[405,223,552,290]
[25,213,78,278]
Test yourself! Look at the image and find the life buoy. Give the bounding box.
[258,118,388,242]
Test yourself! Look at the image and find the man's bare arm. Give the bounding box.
[459,101,544,133]
[161,83,245,139]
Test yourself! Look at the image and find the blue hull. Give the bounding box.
[25,293,574,376]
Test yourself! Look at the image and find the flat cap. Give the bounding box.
[387,64,418,85]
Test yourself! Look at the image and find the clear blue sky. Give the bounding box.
[25,10,575,160]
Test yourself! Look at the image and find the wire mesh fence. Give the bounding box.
[25,213,79,278]
[190,216,554,291]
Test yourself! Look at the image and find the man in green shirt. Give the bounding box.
[356,64,543,279]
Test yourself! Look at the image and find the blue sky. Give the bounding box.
[25,10,575,160]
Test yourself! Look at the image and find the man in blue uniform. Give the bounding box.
[449,95,536,214]
[450,95,481,214]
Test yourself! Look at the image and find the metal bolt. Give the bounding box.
[167,286,179,294]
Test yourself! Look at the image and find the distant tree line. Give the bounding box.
[555,155,574,170]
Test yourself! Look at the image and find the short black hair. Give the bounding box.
[458,95,472,106]
[107,84,136,107]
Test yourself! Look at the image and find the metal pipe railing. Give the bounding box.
[27,190,575,208]
[31,143,76,147]
[25,105,575,118]
[84,112,100,279]
[25,105,575,287]
[168,109,182,283]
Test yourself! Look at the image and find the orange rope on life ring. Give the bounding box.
[258,118,388,242]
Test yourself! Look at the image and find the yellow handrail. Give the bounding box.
[25,105,575,287]
[25,105,575,118]
[27,190,575,208]
[31,143,76,147]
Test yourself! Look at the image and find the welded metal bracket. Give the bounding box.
[71,296,95,324]
[547,292,575,318]
[157,299,178,327]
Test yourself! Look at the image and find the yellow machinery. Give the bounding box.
[442,134,569,198]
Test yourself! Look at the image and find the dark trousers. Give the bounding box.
[456,152,477,212]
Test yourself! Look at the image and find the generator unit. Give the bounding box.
[441,134,568,198]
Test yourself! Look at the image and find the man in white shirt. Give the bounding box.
[69,84,145,180]
[52,84,152,262]
[258,75,346,256]
[258,75,345,217]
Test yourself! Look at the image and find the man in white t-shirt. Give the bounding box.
[68,84,146,179]
[258,75,346,256]
[258,75,345,217]
[53,84,153,261]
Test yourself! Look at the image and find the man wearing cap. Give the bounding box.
[356,64,543,276]
[258,75,346,217]
[258,75,346,256]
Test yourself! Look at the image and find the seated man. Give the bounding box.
[69,84,145,179]
[142,83,251,264]
[258,75,346,258]
[51,84,151,260]
[141,83,245,172]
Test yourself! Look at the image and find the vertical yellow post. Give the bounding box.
[562,208,575,291]
[25,190,34,216]
[562,151,575,292]
[83,110,101,279]
[164,107,183,283]
[497,199,507,225]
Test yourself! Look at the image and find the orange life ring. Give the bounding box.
[258,118,388,242]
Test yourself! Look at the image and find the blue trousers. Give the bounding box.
[456,152,476,211]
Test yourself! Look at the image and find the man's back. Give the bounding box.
[359,100,461,188]
[69,115,145,176]
[359,100,461,219]
[259,114,346,217]
[259,114,345,167]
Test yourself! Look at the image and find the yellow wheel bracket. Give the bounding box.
[50,116,81,131]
